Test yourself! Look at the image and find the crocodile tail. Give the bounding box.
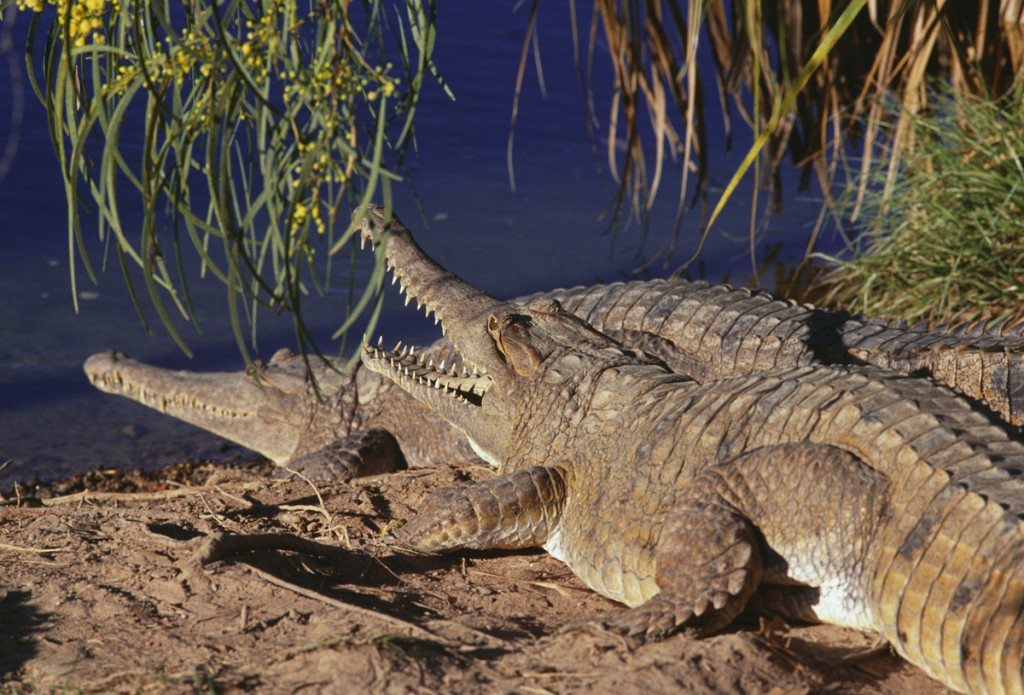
[870,479,1024,694]
[926,346,1024,428]
[850,337,1024,427]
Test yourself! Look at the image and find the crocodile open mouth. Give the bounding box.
[357,210,498,408]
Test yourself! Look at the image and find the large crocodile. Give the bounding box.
[85,267,1024,481]
[359,207,1024,694]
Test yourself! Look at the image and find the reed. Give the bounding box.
[531,1,1024,241]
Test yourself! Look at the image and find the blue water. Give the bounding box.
[0,4,831,487]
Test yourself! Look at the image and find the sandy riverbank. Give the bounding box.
[0,458,950,693]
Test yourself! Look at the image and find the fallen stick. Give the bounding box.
[191,531,350,566]
[41,486,210,506]
[0,541,68,554]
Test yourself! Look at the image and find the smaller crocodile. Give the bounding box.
[359,206,1024,695]
[84,348,475,480]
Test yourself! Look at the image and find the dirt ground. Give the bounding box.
[0,458,953,694]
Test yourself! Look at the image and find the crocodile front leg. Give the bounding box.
[394,466,567,551]
[608,443,889,638]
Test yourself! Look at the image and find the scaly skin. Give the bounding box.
[360,206,1024,695]
[84,280,1024,482]
[529,280,1024,427]
[85,222,1024,478]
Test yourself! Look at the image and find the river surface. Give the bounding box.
[0,4,833,488]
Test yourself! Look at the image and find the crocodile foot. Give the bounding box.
[598,595,702,639]
[285,428,407,481]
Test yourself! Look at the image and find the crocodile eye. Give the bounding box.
[499,323,545,377]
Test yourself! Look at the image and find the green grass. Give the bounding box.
[820,87,1024,326]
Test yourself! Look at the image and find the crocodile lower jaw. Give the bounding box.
[362,342,491,408]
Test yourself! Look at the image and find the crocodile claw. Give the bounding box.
[598,596,700,640]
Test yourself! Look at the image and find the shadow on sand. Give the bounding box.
[0,589,47,679]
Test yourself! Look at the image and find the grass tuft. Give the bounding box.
[819,85,1024,326]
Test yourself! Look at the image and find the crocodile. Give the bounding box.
[85,227,1024,479]
[530,279,1024,428]
[359,206,1024,695]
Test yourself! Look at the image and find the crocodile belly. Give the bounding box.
[806,575,877,630]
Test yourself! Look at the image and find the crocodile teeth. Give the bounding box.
[365,342,490,405]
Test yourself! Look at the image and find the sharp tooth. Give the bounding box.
[438,359,445,372]
[394,340,403,352]
[404,293,413,307]
[377,336,384,347]
[434,316,440,325]
[392,274,399,286]
[409,346,416,356]
[360,235,366,250]
[433,380,441,389]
